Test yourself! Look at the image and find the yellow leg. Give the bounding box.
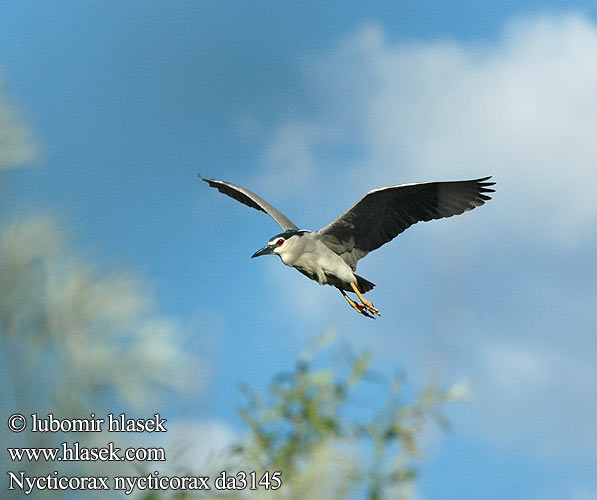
[350,282,381,316]
[340,290,374,318]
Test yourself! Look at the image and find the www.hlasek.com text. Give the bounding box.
[8,441,165,462]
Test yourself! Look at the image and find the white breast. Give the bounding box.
[279,235,355,285]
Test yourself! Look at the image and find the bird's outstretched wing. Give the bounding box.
[199,174,299,231]
[316,177,495,269]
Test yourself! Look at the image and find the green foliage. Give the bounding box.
[233,331,465,500]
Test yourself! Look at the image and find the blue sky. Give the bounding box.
[2,1,597,499]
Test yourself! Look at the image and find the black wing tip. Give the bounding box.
[200,175,270,216]
[475,176,495,194]
[476,175,495,184]
[198,174,220,188]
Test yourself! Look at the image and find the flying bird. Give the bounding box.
[199,174,495,318]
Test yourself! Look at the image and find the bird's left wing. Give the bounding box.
[316,177,495,269]
[199,174,299,231]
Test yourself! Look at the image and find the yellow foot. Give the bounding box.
[361,298,381,316]
[340,290,375,319]
[353,301,375,319]
[349,282,381,316]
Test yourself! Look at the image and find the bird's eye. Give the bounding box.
[276,239,284,246]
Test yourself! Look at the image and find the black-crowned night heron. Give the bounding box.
[199,174,495,318]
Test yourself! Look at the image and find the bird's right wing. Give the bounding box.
[199,175,299,231]
[316,177,495,269]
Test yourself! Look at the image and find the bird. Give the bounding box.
[199,173,495,318]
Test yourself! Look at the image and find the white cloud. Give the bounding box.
[0,83,38,169]
[474,338,597,456]
[158,419,239,471]
[258,121,340,197]
[257,13,597,247]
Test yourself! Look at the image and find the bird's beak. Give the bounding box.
[251,244,274,258]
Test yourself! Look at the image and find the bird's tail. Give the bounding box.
[356,274,376,294]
